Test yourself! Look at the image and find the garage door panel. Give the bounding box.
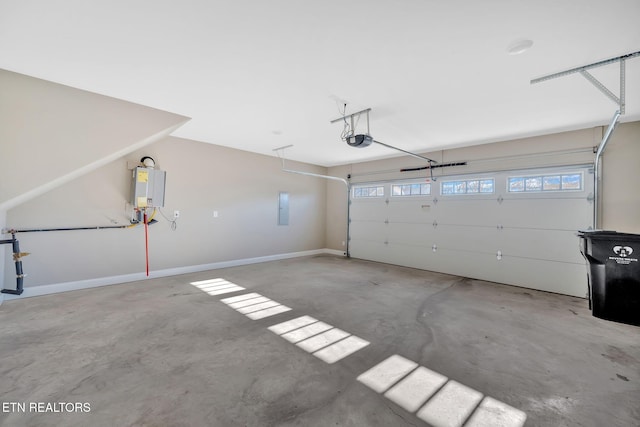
[349,241,389,264]
[433,226,499,254]
[433,199,500,226]
[350,221,386,241]
[499,198,592,230]
[350,201,387,221]
[429,248,499,280]
[385,243,430,270]
[387,223,431,246]
[497,229,585,264]
[388,199,434,223]
[384,244,491,276]
[491,257,588,298]
[423,250,586,297]
[349,166,593,297]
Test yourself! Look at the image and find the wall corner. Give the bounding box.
[0,209,6,304]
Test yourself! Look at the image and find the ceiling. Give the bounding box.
[1,0,639,167]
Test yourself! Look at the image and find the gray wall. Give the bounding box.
[601,121,640,232]
[4,137,327,287]
[0,69,188,212]
[0,69,188,296]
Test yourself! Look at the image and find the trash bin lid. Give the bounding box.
[578,230,640,241]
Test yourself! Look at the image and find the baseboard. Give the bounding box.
[323,248,347,257]
[1,249,346,300]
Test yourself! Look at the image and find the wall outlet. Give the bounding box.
[174,210,180,218]
[213,210,219,218]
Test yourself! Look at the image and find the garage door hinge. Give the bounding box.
[497,195,504,204]
[587,193,595,203]
[497,224,504,230]
[384,219,389,224]
[432,220,438,228]
[433,197,438,205]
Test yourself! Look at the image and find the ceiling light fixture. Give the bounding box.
[507,38,534,55]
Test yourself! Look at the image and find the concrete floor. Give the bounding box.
[0,254,638,427]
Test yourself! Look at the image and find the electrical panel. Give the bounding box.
[131,167,166,208]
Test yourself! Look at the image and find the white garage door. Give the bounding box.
[349,165,594,297]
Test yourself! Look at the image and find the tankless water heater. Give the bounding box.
[131,167,166,208]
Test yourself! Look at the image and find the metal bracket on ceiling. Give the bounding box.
[531,50,640,114]
[329,107,372,134]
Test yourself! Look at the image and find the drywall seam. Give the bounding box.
[0,248,345,300]
[0,119,190,212]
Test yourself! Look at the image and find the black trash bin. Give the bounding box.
[578,230,640,326]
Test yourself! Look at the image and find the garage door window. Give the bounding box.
[353,185,385,198]
[441,178,494,195]
[391,183,431,196]
[508,173,582,192]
